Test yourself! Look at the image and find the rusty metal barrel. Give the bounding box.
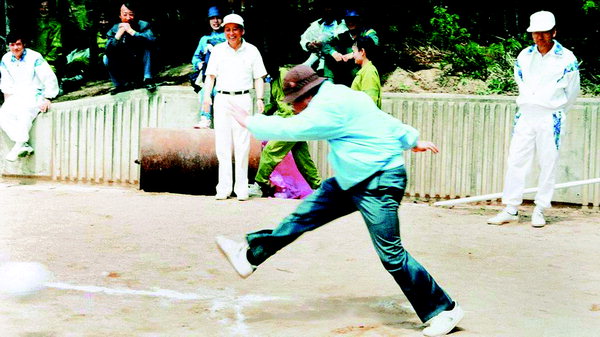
[139,128,262,195]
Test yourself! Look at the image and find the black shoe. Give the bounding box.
[257,182,276,197]
[110,85,129,95]
[143,78,157,91]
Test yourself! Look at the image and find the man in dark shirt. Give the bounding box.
[104,2,156,94]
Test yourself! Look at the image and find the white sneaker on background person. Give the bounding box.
[214,193,229,200]
[5,142,25,162]
[236,193,249,201]
[531,207,546,227]
[487,208,519,225]
[5,148,20,162]
[422,302,465,336]
[193,116,211,129]
[18,143,34,157]
[248,183,263,197]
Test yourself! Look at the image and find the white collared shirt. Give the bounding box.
[514,40,580,113]
[205,39,267,91]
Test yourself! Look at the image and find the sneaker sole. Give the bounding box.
[487,219,519,226]
[215,238,252,279]
[423,306,465,337]
[487,218,518,225]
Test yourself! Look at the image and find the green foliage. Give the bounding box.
[483,38,524,95]
[427,6,527,92]
[581,74,600,96]
[582,0,600,13]
[429,6,470,49]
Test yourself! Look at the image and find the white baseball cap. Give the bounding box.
[222,13,244,28]
[527,11,555,32]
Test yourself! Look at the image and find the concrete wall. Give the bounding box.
[1,86,599,206]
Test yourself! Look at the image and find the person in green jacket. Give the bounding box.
[249,65,322,197]
[350,36,381,108]
[31,0,63,75]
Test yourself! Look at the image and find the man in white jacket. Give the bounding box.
[0,32,59,162]
[488,11,580,227]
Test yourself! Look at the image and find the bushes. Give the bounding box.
[424,6,595,95]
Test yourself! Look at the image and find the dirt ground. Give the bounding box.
[0,178,599,337]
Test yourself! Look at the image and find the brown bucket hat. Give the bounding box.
[282,65,327,103]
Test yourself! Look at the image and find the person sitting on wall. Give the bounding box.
[0,32,59,162]
[104,1,156,94]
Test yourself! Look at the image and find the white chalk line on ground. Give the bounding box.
[46,282,288,337]
[0,182,132,193]
[46,281,286,302]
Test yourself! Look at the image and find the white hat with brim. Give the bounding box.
[222,13,244,28]
[527,11,555,32]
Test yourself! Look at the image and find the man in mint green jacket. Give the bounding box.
[217,65,464,337]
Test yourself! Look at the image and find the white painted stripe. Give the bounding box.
[45,282,287,303]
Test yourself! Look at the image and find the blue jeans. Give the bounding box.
[103,49,152,87]
[246,165,454,322]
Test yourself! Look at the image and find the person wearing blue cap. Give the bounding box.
[191,6,226,129]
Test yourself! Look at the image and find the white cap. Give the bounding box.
[527,11,555,32]
[222,13,244,28]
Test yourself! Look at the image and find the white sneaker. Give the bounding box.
[193,117,211,129]
[236,194,249,201]
[248,183,263,197]
[5,147,20,161]
[215,193,230,200]
[487,209,518,225]
[215,236,255,278]
[531,207,546,228]
[18,144,34,157]
[422,302,464,337]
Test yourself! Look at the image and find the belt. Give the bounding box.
[217,90,250,95]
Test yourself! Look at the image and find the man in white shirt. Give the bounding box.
[202,13,267,200]
[0,32,59,162]
[488,11,580,227]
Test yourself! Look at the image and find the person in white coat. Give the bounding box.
[488,11,580,227]
[0,32,59,162]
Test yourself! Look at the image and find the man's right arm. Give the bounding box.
[105,25,120,51]
[0,59,14,95]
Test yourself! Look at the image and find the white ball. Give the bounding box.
[0,262,52,298]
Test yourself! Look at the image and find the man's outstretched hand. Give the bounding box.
[229,101,250,128]
[412,140,439,153]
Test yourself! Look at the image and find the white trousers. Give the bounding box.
[213,93,252,197]
[502,109,564,209]
[0,93,40,143]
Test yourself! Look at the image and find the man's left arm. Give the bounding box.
[35,58,59,112]
[254,77,265,114]
[131,21,156,43]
